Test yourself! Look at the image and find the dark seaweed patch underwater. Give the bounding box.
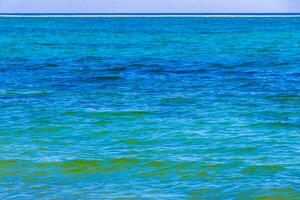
[0,17,300,199]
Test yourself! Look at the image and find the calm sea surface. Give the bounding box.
[1,17,300,199]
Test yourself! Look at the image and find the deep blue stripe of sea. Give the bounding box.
[0,17,300,199]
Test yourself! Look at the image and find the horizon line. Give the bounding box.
[1,13,300,18]
[1,12,300,14]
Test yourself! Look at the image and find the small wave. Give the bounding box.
[121,138,159,145]
[81,110,151,118]
[149,68,206,74]
[84,75,122,83]
[0,90,50,96]
[190,188,219,196]
[28,126,68,133]
[233,147,256,154]
[241,165,285,174]
[109,157,139,164]
[0,159,18,166]
[161,97,194,102]
[250,122,298,128]
[92,75,121,81]
[266,94,300,103]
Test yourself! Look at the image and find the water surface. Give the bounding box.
[0,17,300,199]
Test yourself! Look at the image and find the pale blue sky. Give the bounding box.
[0,0,299,13]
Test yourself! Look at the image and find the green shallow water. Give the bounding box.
[1,17,300,199]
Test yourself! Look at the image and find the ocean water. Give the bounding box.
[1,17,300,199]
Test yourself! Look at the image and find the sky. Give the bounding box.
[0,0,300,13]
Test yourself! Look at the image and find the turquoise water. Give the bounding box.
[1,17,300,199]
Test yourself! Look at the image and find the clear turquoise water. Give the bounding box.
[1,17,300,199]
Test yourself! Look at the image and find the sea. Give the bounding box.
[0,15,300,199]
